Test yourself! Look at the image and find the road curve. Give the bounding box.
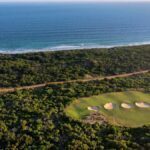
[0,70,149,94]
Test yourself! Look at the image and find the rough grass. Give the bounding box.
[65,91,150,127]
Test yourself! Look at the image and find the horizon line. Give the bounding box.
[0,1,150,3]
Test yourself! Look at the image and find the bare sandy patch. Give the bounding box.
[121,103,132,109]
[83,112,107,125]
[88,106,99,112]
[84,74,93,79]
[104,103,115,110]
[135,102,150,108]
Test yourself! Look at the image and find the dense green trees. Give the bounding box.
[0,73,149,149]
[0,45,149,149]
[0,45,150,87]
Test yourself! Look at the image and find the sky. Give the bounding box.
[0,0,150,3]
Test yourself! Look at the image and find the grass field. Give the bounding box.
[65,91,150,127]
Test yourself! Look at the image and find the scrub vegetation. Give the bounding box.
[0,45,150,87]
[0,45,150,149]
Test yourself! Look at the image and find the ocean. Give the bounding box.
[0,2,150,53]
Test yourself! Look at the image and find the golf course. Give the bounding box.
[65,91,150,127]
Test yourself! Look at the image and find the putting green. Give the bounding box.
[65,91,150,127]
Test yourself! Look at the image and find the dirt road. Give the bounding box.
[0,70,149,93]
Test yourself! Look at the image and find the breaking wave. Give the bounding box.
[0,41,150,54]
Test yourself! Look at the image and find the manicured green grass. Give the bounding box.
[65,91,150,127]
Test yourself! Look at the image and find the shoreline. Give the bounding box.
[0,43,150,54]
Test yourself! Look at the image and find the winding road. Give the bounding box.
[0,70,149,94]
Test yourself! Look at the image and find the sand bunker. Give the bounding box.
[135,102,150,108]
[121,103,132,109]
[88,106,99,112]
[104,103,115,110]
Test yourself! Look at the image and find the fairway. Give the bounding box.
[65,91,150,127]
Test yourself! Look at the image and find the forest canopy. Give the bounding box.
[0,45,150,87]
[0,45,150,149]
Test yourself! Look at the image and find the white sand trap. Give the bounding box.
[88,106,99,112]
[104,103,115,110]
[135,102,150,108]
[121,103,132,109]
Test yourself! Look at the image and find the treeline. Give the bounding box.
[0,73,149,149]
[0,45,150,87]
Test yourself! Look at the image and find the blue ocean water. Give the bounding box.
[0,2,150,53]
